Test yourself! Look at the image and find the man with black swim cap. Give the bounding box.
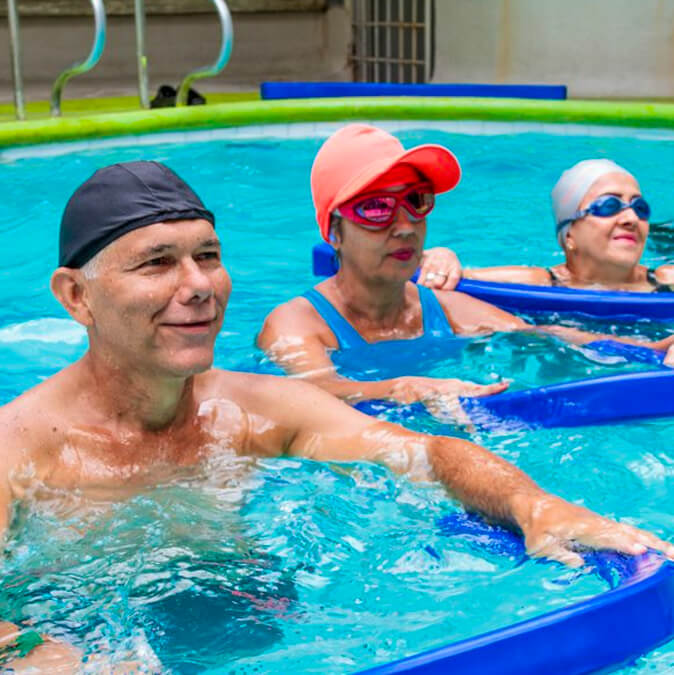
[59,160,216,268]
[0,161,672,669]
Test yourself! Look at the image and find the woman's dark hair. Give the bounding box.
[330,213,343,263]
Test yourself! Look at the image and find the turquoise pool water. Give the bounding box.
[1,122,674,672]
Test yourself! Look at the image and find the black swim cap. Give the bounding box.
[59,160,215,268]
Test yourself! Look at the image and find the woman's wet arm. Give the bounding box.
[462,265,552,286]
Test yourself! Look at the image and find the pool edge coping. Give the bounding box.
[3,97,674,149]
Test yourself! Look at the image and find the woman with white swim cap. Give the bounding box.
[460,159,674,292]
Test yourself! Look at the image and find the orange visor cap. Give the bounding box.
[310,123,461,242]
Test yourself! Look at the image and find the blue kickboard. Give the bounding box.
[260,82,567,101]
[461,367,674,429]
[313,237,674,673]
[312,242,674,320]
[356,512,674,675]
[358,363,674,429]
[357,366,674,429]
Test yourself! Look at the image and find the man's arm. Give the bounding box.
[0,411,89,671]
[0,417,20,541]
[262,378,674,567]
[257,299,506,404]
[0,623,83,673]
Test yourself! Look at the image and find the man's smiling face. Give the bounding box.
[82,218,231,378]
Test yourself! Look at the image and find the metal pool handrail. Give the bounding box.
[7,0,25,120]
[176,0,233,107]
[50,0,107,117]
[133,0,149,108]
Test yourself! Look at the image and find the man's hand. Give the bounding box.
[388,376,508,405]
[0,623,82,674]
[273,378,674,570]
[511,493,674,567]
[418,247,462,290]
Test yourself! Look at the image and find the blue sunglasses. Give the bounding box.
[557,194,651,232]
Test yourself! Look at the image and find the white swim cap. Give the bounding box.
[551,159,634,248]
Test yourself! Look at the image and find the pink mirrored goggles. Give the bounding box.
[336,182,436,230]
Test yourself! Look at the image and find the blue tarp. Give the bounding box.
[260,82,567,101]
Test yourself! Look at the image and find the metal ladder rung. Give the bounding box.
[176,0,233,106]
[50,0,107,116]
[8,0,234,120]
[133,0,233,108]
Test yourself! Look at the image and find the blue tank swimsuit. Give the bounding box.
[302,285,464,380]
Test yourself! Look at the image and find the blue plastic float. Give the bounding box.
[357,514,674,675]
[461,367,674,429]
[348,338,671,431]
[260,82,567,101]
[355,362,674,430]
[313,242,674,320]
[314,241,674,427]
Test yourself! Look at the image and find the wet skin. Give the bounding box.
[462,172,674,291]
[551,172,653,288]
[259,183,674,405]
[569,173,648,266]
[2,217,674,670]
[259,183,516,403]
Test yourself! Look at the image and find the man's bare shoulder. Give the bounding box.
[201,367,373,425]
[0,368,76,459]
[198,368,310,407]
[198,368,354,421]
[257,290,336,351]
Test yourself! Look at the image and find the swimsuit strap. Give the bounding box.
[547,266,672,293]
[417,285,455,336]
[301,289,367,349]
[646,267,673,293]
[547,267,563,286]
[302,285,455,349]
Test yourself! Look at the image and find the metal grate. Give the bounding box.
[352,0,433,83]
